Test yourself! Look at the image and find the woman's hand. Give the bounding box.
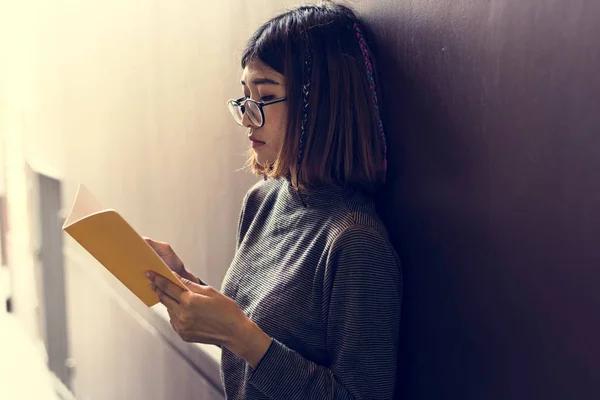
[145,271,272,367]
[143,237,200,285]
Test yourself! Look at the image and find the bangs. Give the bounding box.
[241,14,294,75]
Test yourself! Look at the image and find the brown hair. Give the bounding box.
[242,2,386,194]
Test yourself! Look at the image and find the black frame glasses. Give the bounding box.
[227,96,287,128]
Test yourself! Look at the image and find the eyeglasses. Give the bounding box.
[227,96,287,128]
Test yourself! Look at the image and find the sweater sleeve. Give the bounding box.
[246,225,402,400]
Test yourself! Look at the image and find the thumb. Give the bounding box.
[173,271,211,294]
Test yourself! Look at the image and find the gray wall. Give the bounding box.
[1,0,301,398]
[55,2,302,398]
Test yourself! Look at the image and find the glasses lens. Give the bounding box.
[227,100,244,126]
[245,101,263,127]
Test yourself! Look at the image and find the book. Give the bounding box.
[62,185,188,307]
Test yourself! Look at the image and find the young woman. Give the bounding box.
[145,3,402,399]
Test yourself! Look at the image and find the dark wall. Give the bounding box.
[357,0,599,399]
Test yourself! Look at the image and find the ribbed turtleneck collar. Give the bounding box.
[281,177,359,209]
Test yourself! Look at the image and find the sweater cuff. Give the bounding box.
[247,339,291,395]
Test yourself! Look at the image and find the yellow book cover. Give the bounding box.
[62,185,187,307]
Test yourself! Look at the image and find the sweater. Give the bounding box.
[220,177,402,399]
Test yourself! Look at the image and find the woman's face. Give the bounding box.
[240,58,287,166]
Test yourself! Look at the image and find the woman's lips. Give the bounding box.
[249,137,265,148]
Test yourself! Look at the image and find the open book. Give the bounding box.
[62,185,188,307]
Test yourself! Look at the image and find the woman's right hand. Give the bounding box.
[144,237,201,285]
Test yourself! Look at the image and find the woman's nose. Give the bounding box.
[241,109,257,128]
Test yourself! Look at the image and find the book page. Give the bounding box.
[62,184,106,229]
[62,184,188,307]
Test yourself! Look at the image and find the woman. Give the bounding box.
[145,2,402,399]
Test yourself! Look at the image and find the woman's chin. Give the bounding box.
[255,153,275,167]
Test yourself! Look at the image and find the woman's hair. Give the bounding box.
[242,1,387,194]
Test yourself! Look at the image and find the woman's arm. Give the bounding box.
[238,225,402,400]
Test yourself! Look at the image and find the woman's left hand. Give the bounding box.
[145,271,272,367]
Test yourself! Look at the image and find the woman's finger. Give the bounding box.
[152,273,187,298]
[144,237,174,255]
[143,237,160,249]
[155,285,180,309]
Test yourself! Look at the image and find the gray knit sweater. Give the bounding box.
[220,178,402,399]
